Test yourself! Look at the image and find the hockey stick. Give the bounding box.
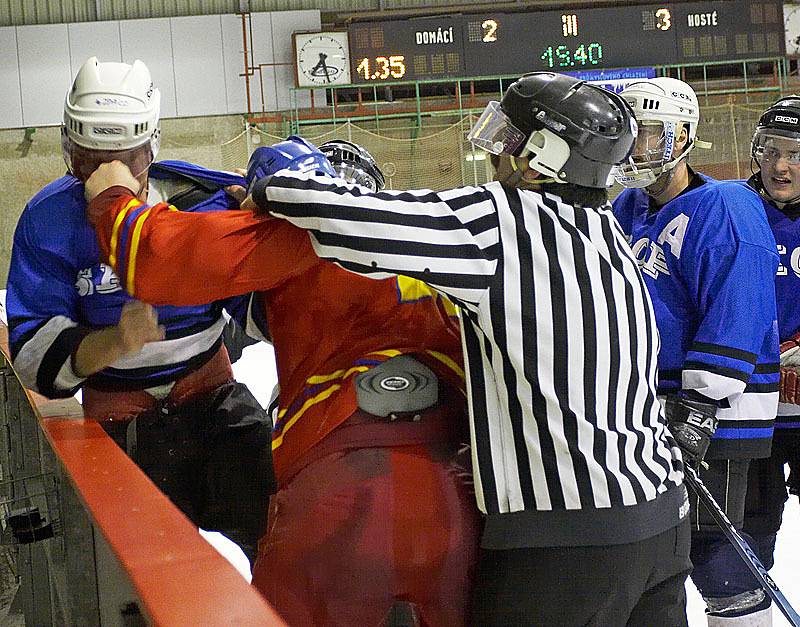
[683,465,800,626]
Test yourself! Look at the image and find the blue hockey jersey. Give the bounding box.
[612,174,779,459]
[745,178,800,433]
[6,161,246,398]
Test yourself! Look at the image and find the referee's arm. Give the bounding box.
[251,171,499,304]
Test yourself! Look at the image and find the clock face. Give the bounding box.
[295,32,351,87]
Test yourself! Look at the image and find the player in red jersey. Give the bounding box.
[82,139,481,627]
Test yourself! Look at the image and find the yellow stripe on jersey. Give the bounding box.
[126,208,152,296]
[365,349,403,358]
[305,351,403,385]
[109,198,141,270]
[306,368,347,384]
[396,275,459,317]
[306,365,370,385]
[425,349,465,381]
[271,383,341,450]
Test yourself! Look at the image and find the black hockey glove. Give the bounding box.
[664,395,719,467]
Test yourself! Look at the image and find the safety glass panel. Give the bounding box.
[467,101,527,156]
[753,130,800,166]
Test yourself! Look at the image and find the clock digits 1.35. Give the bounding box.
[356,55,406,81]
[348,2,782,82]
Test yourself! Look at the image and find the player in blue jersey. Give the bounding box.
[739,96,800,624]
[612,77,779,627]
[5,57,274,564]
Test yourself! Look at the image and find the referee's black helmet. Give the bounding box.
[504,72,637,187]
[470,72,637,188]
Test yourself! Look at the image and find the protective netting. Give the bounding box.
[220,101,776,192]
[688,100,775,181]
[221,115,494,190]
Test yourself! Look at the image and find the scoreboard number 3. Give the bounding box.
[656,7,672,31]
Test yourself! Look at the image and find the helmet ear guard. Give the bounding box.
[522,128,571,182]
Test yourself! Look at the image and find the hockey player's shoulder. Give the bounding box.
[25,175,83,216]
[17,175,86,239]
[693,177,775,249]
[694,176,763,213]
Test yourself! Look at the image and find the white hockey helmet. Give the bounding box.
[612,77,708,188]
[62,57,161,180]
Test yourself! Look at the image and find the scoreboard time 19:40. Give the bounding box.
[347,1,783,84]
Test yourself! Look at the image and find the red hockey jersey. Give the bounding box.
[89,188,465,482]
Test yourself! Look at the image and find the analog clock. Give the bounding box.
[293,32,351,87]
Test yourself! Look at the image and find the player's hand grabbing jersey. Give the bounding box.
[86,185,466,482]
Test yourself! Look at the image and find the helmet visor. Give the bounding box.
[630,121,674,169]
[752,129,800,167]
[612,121,677,188]
[468,101,527,156]
[62,130,155,182]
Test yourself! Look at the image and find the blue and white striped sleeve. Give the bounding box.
[7,212,90,398]
[683,241,779,403]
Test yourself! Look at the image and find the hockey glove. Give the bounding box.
[779,331,800,404]
[665,395,719,467]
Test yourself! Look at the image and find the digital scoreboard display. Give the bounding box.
[347,1,784,84]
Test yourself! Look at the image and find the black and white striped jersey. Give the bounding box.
[255,172,688,548]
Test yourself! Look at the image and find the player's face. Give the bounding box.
[757,134,800,204]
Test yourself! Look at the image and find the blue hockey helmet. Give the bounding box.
[245,135,336,191]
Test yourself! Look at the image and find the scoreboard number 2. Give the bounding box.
[482,19,498,42]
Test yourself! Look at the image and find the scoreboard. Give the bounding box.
[347,1,784,84]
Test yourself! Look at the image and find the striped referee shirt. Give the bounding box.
[254,172,688,548]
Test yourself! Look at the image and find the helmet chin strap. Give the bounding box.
[644,141,694,200]
[644,166,677,199]
[508,155,556,187]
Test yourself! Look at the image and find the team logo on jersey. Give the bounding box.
[630,213,690,279]
[631,239,671,278]
[75,263,121,296]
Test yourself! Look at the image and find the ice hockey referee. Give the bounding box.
[91,72,695,626]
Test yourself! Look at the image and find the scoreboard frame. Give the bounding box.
[345,1,784,85]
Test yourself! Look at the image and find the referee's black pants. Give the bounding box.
[470,518,692,626]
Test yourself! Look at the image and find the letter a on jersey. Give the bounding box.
[657,213,690,259]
